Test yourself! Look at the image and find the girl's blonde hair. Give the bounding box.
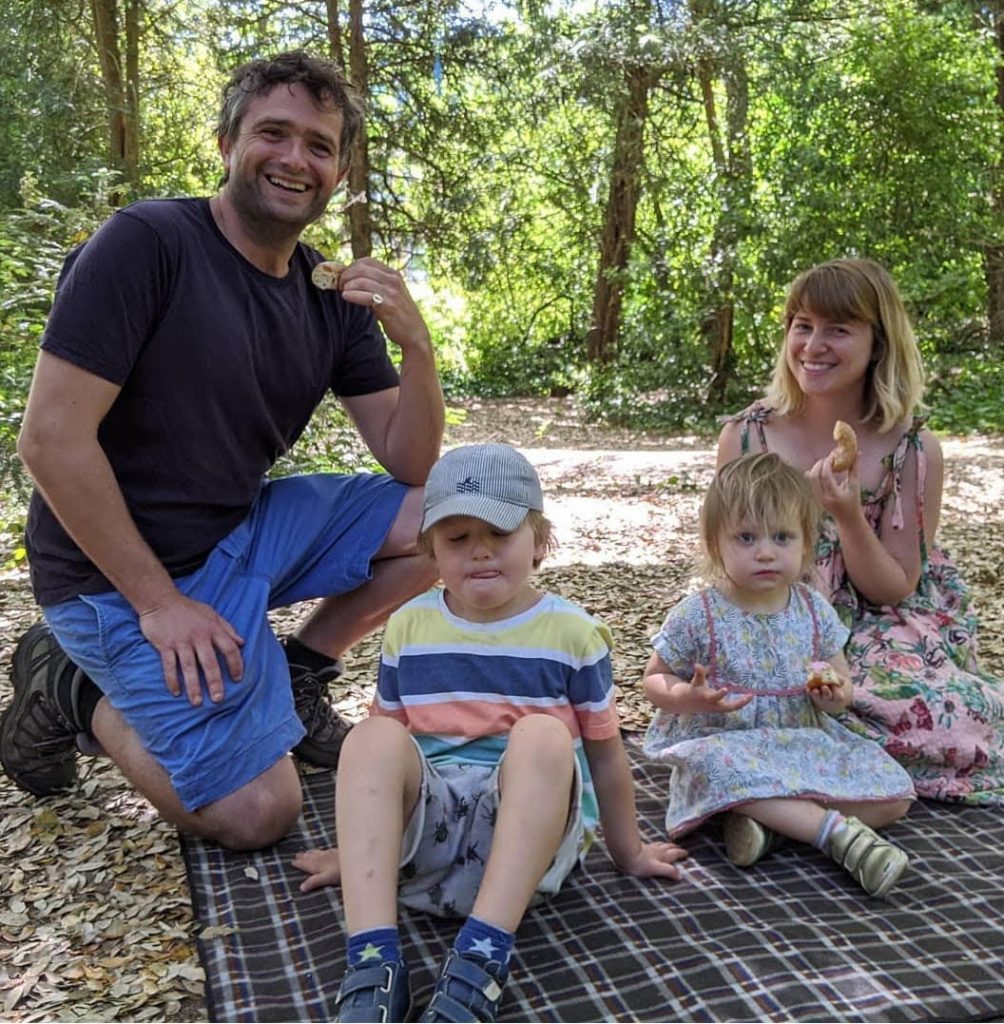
[418,509,556,569]
[766,258,925,431]
[701,453,819,578]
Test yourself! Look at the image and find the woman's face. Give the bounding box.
[785,308,875,400]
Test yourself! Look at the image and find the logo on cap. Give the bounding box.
[456,478,481,495]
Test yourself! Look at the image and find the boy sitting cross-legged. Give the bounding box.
[293,442,688,1023]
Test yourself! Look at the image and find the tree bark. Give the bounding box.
[586,64,652,363]
[692,0,751,403]
[325,0,345,69]
[984,0,1004,347]
[346,0,373,258]
[124,0,140,179]
[90,0,140,201]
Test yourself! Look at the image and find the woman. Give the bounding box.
[717,257,1004,804]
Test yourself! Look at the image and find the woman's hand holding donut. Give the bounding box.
[808,421,863,521]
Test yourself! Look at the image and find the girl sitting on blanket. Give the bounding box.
[717,257,1004,804]
[643,453,915,897]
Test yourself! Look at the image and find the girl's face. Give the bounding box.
[785,308,875,400]
[717,516,806,610]
[431,515,544,623]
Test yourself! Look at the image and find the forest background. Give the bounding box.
[2,0,1004,523]
[2,3,1004,1019]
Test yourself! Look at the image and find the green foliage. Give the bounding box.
[926,350,1004,435]
[0,171,124,494]
[0,0,1001,451]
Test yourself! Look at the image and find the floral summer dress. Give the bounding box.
[642,585,914,839]
[729,402,1004,804]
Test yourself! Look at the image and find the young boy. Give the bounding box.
[293,443,687,1023]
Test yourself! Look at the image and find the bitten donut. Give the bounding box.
[311,260,346,290]
[830,420,858,472]
[806,660,840,690]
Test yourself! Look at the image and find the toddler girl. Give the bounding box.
[643,452,914,897]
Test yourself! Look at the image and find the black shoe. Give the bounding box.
[335,959,411,1023]
[0,622,80,796]
[287,649,352,769]
[418,951,507,1023]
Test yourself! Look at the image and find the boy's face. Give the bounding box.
[431,515,544,623]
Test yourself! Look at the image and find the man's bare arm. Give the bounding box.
[18,351,243,704]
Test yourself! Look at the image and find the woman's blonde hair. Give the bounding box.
[418,509,556,569]
[701,453,819,578]
[766,258,925,431]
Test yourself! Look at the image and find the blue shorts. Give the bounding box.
[43,472,408,812]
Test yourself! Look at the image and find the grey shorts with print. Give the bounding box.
[397,738,585,919]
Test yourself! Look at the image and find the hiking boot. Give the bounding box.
[334,958,411,1023]
[723,812,783,867]
[0,622,80,796]
[827,816,909,898]
[287,649,352,769]
[419,951,506,1023]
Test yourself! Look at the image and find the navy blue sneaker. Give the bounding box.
[418,951,506,1023]
[335,958,411,1023]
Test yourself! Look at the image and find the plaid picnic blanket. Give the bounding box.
[181,740,1004,1022]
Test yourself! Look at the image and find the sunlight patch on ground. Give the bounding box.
[941,438,1004,514]
[521,447,714,567]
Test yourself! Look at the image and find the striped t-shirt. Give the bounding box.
[372,587,621,838]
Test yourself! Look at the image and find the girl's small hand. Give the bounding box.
[617,841,689,880]
[292,847,342,892]
[671,664,755,714]
[808,676,852,713]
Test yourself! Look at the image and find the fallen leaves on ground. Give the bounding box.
[1,396,1001,1022]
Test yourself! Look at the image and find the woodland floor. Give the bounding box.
[1,396,1003,1022]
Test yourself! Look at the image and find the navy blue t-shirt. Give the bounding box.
[26,198,400,604]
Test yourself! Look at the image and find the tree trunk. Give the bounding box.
[586,64,652,363]
[124,0,140,180]
[90,0,140,201]
[91,0,125,188]
[984,0,1004,346]
[346,0,373,258]
[325,0,345,69]
[692,0,751,403]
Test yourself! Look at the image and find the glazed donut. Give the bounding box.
[311,260,346,290]
[806,660,840,690]
[830,420,858,472]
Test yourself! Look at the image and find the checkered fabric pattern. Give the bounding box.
[181,740,1004,1022]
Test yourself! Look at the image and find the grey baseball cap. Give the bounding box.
[421,443,544,533]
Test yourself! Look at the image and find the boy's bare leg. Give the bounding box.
[336,716,424,931]
[470,715,575,932]
[92,700,302,850]
[296,488,438,657]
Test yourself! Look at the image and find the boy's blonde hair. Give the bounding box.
[418,509,557,569]
[766,258,925,432]
[701,453,819,578]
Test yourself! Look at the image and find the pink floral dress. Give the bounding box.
[728,403,1004,804]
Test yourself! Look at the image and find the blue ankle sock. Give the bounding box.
[453,916,513,981]
[814,810,846,851]
[347,926,401,969]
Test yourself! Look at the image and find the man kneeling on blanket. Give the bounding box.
[293,444,687,1023]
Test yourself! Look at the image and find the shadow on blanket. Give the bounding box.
[181,739,1004,1023]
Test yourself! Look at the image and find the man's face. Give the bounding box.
[219,82,347,233]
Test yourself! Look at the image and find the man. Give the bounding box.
[0,50,443,850]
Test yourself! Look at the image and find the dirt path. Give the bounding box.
[1,396,1002,1022]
